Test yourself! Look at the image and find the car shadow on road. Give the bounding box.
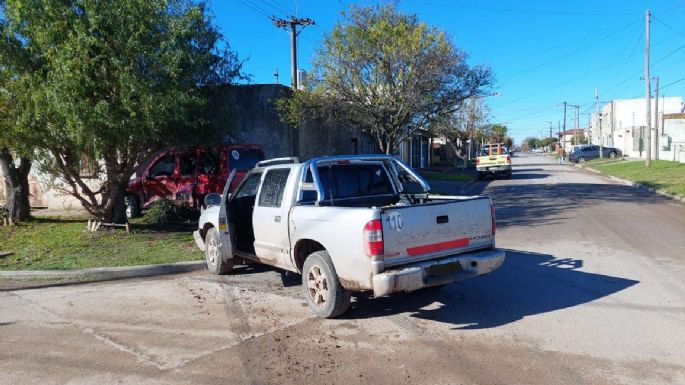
[468,182,672,229]
[346,249,638,329]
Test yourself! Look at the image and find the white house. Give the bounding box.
[590,96,685,158]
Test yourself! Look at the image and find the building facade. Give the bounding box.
[590,96,685,158]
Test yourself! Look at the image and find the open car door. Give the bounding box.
[217,169,238,259]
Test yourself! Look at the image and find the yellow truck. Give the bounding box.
[476,144,512,180]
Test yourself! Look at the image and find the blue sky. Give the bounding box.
[212,0,685,144]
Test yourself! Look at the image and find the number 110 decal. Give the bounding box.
[386,212,404,232]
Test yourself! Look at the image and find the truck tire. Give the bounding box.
[125,196,141,219]
[609,151,617,159]
[477,172,485,181]
[506,170,513,179]
[302,250,351,318]
[204,227,233,275]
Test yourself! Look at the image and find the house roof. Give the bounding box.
[557,128,586,136]
[664,113,685,120]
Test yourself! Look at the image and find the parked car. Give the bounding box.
[194,155,505,318]
[568,145,621,163]
[125,144,265,218]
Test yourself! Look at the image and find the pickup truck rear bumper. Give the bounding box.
[476,165,511,173]
[371,249,506,297]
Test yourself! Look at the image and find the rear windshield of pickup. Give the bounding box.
[300,163,395,204]
[480,147,509,156]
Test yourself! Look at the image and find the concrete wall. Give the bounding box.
[658,115,685,163]
[228,84,377,160]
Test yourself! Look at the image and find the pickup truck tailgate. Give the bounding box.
[380,196,493,266]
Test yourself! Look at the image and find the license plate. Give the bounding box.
[427,261,463,276]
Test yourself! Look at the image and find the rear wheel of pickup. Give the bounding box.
[477,172,485,181]
[205,227,233,275]
[302,251,351,318]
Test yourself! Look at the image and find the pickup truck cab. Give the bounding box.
[194,155,505,318]
[476,144,512,180]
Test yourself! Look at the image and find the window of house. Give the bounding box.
[258,168,291,207]
[148,155,175,178]
[79,155,99,179]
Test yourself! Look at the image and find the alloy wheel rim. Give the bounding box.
[307,264,329,308]
[207,237,218,265]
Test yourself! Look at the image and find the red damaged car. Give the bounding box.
[125,144,265,218]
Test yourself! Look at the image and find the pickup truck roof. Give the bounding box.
[250,155,432,198]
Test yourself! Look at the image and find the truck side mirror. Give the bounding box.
[203,193,222,208]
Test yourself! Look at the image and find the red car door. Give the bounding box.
[142,153,177,207]
[175,150,198,206]
[197,147,223,197]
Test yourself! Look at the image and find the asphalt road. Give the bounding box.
[2,153,685,385]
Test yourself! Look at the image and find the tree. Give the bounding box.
[525,137,541,149]
[0,57,36,222]
[430,101,477,160]
[278,4,492,154]
[1,0,242,223]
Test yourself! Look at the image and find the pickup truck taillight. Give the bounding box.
[506,155,511,163]
[491,205,496,236]
[476,158,480,165]
[363,219,384,260]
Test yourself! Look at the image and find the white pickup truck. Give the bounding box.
[193,155,505,318]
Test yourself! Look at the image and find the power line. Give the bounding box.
[660,76,685,91]
[403,1,640,16]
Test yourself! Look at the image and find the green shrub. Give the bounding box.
[141,199,196,224]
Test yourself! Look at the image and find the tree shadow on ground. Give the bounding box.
[346,249,638,329]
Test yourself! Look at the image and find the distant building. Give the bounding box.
[660,113,685,162]
[557,128,587,152]
[590,96,685,158]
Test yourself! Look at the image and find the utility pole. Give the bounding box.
[560,102,567,152]
[567,104,580,147]
[596,89,603,158]
[271,16,315,89]
[645,9,652,167]
[654,76,659,160]
[544,121,553,151]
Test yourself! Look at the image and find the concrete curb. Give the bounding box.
[0,260,207,280]
[577,164,685,203]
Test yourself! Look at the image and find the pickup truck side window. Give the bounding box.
[148,155,175,178]
[199,149,220,175]
[228,148,265,172]
[258,168,291,207]
[178,153,197,176]
[318,164,393,199]
[234,173,262,199]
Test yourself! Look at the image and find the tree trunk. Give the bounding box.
[100,176,130,224]
[0,148,32,222]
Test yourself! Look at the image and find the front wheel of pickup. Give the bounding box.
[302,251,351,318]
[205,227,233,275]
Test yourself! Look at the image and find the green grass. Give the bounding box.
[0,217,203,271]
[590,159,685,197]
[419,171,474,183]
